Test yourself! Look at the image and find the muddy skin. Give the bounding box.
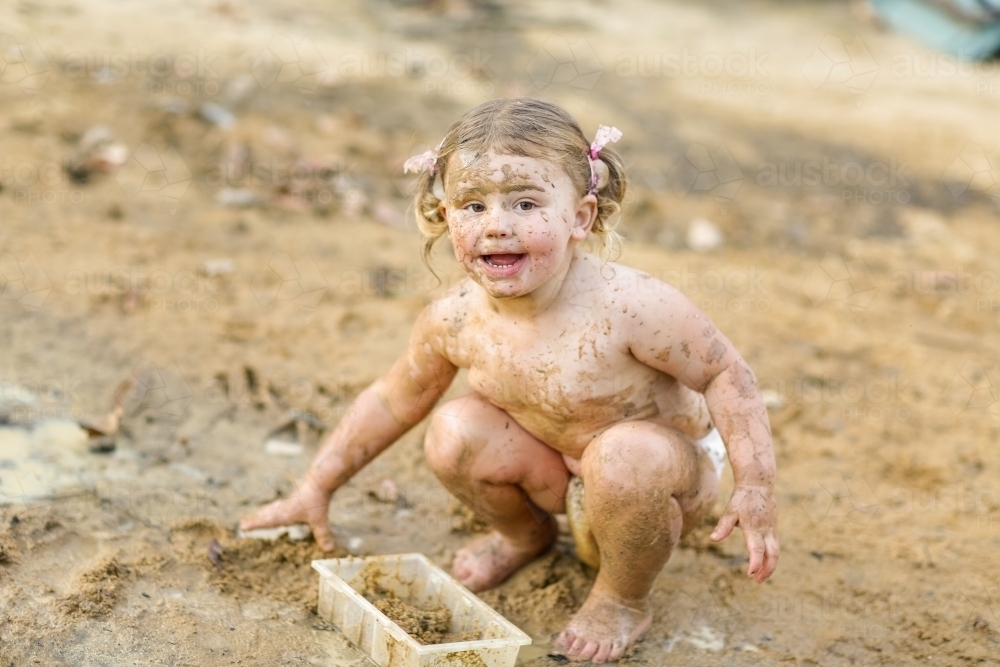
[243,150,778,663]
[421,152,775,661]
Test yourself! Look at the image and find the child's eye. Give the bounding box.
[515,201,536,211]
[465,202,486,213]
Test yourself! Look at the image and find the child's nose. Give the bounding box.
[483,207,513,238]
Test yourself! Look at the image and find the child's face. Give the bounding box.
[439,151,596,299]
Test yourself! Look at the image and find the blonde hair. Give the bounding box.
[412,98,627,264]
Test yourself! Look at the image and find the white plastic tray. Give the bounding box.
[312,553,531,667]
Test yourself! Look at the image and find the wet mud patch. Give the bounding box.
[168,517,346,612]
[59,555,127,617]
[448,496,492,534]
[477,550,591,638]
[59,550,166,618]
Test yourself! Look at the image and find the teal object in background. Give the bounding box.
[871,0,1000,59]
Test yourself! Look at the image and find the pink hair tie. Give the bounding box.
[587,125,622,194]
[403,140,445,175]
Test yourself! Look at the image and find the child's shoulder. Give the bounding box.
[579,254,686,307]
[425,277,479,312]
[412,278,481,335]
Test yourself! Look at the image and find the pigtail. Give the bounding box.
[591,146,627,260]
[413,168,448,266]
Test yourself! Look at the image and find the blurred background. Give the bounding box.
[1,1,999,665]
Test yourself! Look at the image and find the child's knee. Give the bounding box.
[424,398,479,476]
[581,422,691,501]
[424,394,503,473]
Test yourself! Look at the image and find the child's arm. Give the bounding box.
[627,281,779,583]
[239,306,457,550]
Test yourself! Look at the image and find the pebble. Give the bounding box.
[686,218,723,252]
[238,524,312,541]
[370,478,399,503]
[215,188,257,207]
[200,259,235,276]
[200,102,236,129]
[264,438,303,456]
[761,389,784,410]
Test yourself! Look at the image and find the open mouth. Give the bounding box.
[482,253,524,267]
[478,253,526,277]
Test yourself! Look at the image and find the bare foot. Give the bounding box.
[452,520,556,592]
[554,588,652,663]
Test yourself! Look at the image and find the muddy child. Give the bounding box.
[241,98,779,663]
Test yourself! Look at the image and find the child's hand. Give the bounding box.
[710,484,779,583]
[239,475,337,551]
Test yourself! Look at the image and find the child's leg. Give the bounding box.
[556,421,719,664]
[424,393,570,592]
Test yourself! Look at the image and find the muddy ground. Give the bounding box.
[2,0,1000,665]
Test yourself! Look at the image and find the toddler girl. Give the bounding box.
[241,98,779,664]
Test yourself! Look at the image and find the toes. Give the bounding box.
[554,629,574,653]
[608,639,626,662]
[452,552,470,575]
[577,640,600,662]
[567,635,588,659]
[453,568,473,587]
[464,575,488,593]
[592,640,613,664]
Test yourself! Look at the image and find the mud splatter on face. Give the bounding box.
[439,152,594,301]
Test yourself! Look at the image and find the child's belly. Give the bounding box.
[466,364,712,457]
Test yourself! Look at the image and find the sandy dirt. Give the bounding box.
[2,0,1000,665]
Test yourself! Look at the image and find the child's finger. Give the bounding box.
[745,530,766,580]
[238,503,276,531]
[710,511,738,542]
[760,533,780,580]
[239,499,295,531]
[311,521,337,551]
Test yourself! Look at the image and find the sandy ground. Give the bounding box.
[2,0,1000,664]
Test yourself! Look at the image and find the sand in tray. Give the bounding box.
[372,597,481,645]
